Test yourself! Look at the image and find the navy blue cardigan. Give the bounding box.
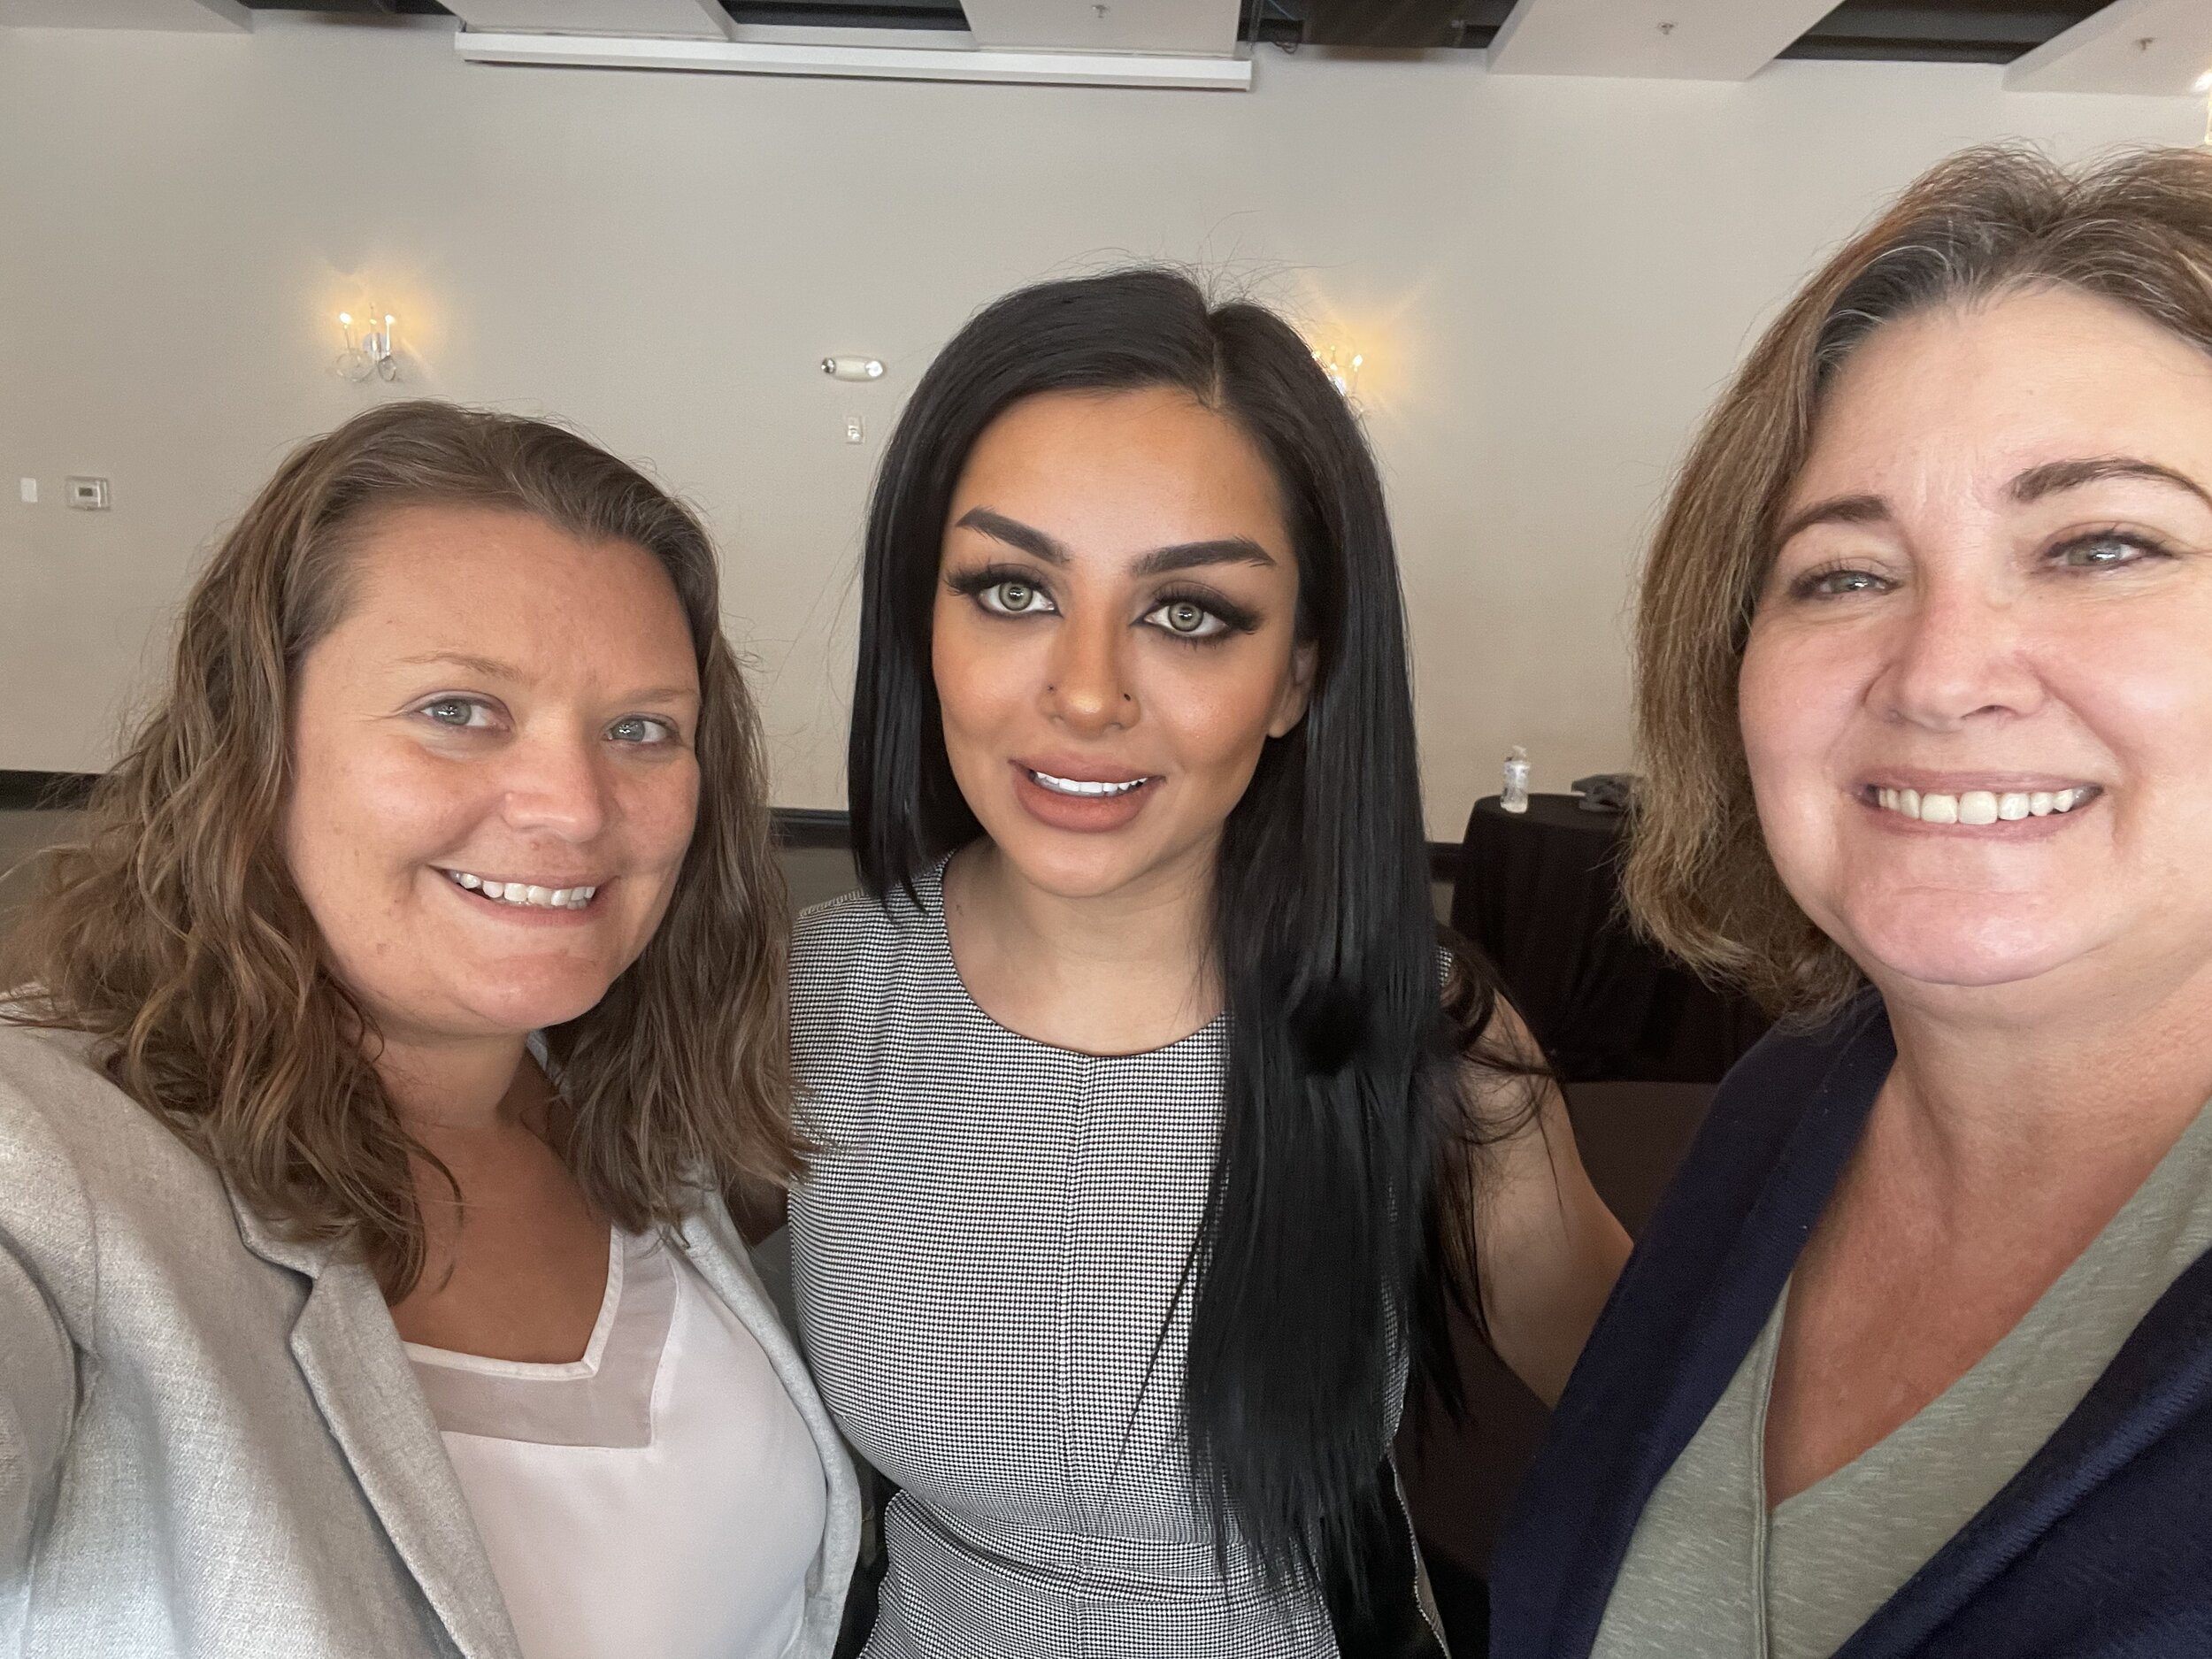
[1490,995,2212,1659]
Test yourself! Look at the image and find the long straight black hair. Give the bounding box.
[849,267,1496,1597]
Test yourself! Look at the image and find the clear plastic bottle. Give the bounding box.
[1501,745,1531,814]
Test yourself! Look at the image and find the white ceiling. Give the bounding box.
[956,0,1240,58]
[1488,0,1842,81]
[0,0,244,27]
[440,1,732,39]
[2006,0,2212,95]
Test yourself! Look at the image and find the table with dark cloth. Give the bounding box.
[1448,793,1765,1084]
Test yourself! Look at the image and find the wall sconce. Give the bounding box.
[823,355,885,382]
[337,311,399,382]
[1312,344,1363,400]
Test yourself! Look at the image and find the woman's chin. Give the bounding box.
[1838,901,2088,995]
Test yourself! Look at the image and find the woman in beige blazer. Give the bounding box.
[0,403,857,1659]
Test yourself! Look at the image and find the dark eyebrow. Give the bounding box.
[953,508,1273,578]
[1130,539,1276,577]
[952,507,1066,565]
[1774,494,1891,547]
[2011,456,2212,511]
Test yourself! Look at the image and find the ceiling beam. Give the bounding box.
[957,0,1240,58]
[2004,0,2212,95]
[1488,0,1840,81]
[442,1,733,40]
[0,0,248,28]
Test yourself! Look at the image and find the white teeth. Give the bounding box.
[1875,787,2093,825]
[443,871,596,910]
[1028,770,1148,798]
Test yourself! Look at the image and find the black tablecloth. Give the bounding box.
[1448,794,1765,1083]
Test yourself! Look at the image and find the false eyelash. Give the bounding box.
[1151,585,1263,636]
[943,562,1049,598]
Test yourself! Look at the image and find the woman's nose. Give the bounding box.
[497,731,614,841]
[1878,577,2046,731]
[1041,615,1136,735]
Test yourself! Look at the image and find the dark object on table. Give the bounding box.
[1569,773,1637,814]
[1450,794,1766,1084]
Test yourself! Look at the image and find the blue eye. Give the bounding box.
[2054,533,2161,570]
[420,697,489,728]
[1789,565,1891,601]
[610,716,673,745]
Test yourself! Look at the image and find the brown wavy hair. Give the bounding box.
[1624,143,2212,1020]
[1,401,800,1294]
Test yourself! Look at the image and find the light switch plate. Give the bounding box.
[18,479,34,504]
[66,476,111,511]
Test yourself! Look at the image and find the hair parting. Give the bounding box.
[849,266,1532,1599]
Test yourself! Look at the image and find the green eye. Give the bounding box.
[1165,602,1207,634]
[993,580,1037,611]
[2059,535,2139,568]
[424,698,479,726]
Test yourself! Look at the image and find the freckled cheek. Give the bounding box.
[344,750,498,887]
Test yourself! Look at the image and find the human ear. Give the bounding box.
[1267,641,1318,739]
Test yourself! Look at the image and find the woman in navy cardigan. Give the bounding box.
[1494,144,2212,1658]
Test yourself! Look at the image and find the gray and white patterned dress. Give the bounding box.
[787,863,1340,1658]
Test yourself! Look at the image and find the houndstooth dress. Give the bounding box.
[787,863,1343,1659]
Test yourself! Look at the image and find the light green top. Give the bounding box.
[1592,1097,2212,1659]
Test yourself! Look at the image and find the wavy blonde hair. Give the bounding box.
[1624,143,2212,1020]
[2,401,799,1294]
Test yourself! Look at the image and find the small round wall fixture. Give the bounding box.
[823,356,885,382]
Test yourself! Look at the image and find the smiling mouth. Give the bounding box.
[1866,786,2099,826]
[439,868,600,910]
[1025,769,1155,798]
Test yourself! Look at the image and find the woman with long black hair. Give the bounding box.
[787,268,1626,1656]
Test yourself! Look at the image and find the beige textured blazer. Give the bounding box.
[0,1019,858,1658]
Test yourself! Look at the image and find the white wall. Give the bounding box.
[0,17,2198,833]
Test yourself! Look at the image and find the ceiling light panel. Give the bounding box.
[443,0,733,37]
[957,0,1241,57]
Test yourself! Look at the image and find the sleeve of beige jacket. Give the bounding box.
[0,1052,85,1581]
[0,1239,74,1577]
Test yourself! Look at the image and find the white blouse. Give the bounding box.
[406,1227,827,1659]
